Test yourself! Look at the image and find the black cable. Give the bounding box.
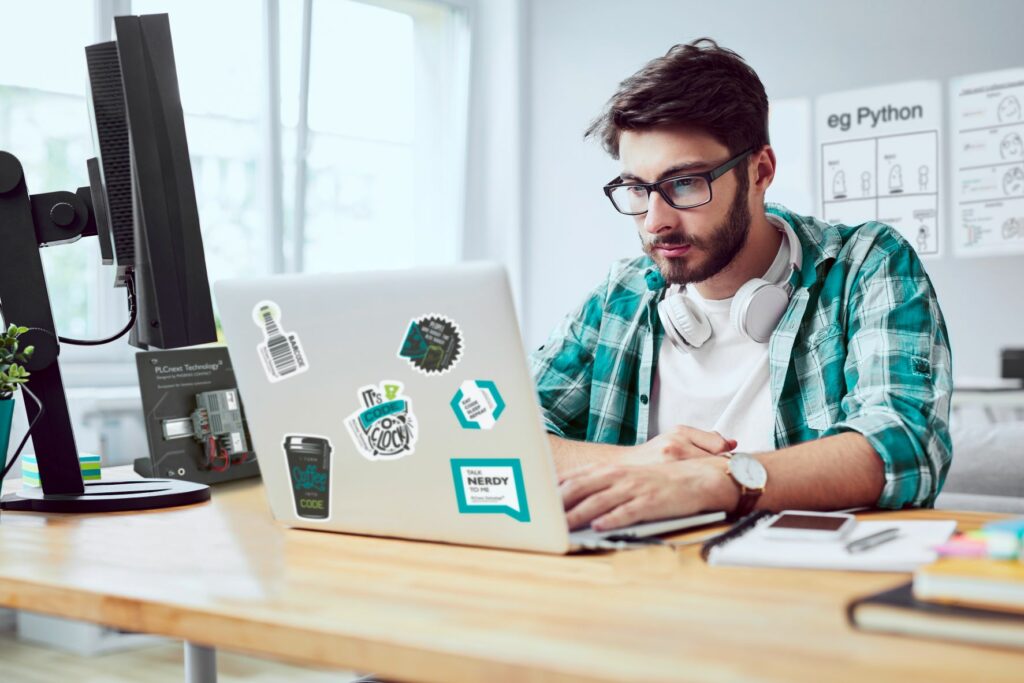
[0,382,45,485]
[57,272,137,346]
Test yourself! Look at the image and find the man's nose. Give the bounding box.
[643,190,679,235]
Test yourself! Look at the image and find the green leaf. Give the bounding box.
[16,326,28,335]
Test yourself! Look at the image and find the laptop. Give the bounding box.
[214,263,725,553]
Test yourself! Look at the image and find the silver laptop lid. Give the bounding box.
[214,263,571,553]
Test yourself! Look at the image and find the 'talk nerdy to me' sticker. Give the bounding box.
[450,380,505,430]
[284,434,332,520]
[398,314,462,375]
[451,458,530,522]
[345,381,418,461]
[253,300,309,383]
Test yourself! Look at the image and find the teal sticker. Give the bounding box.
[345,381,418,461]
[450,458,530,522]
[450,380,505,430]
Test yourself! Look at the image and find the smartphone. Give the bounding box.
[760,510,856,541]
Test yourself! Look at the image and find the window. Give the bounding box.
[0,1,98,340]
[0,0,470,384]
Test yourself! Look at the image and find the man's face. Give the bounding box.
[618,128,751,286]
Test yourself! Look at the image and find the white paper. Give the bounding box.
[816,81,943,258]
[950,67,1024,257]
[708,520,957,572]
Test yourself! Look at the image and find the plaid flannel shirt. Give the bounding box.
[529,203,953,508]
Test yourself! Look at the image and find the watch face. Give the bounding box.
[729,453,767,489]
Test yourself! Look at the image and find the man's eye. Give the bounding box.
[670,178,695,190]
[625,185,646,196]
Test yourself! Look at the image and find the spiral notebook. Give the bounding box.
[700,511,956,572]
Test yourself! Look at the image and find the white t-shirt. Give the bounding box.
[648,214,791,453]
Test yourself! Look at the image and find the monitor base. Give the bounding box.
[0,478,210,513]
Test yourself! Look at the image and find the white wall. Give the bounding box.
[520,0,1024,378]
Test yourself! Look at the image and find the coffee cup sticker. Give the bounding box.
[253,300,309,383]
[284,434,332,520]
[398,314,462,375]
[345,381,418,461]
[450,458,530,522]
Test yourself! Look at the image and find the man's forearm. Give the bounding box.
[547,434,626,476]
[703,432,887,512]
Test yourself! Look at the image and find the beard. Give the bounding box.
[641,173,751,286]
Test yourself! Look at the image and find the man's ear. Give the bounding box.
[751,145,776,194]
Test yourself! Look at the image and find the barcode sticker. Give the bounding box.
[253,300,310,383]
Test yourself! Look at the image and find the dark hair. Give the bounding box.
[585,38,769,160]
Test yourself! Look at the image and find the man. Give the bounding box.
[531,39,952,532]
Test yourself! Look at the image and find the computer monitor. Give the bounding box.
[88,13,217,350]
[0,12,216,512]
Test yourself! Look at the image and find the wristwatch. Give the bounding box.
[724,452,767,518]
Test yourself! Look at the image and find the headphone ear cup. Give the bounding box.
[658,290,712,351]
[731,278,789,343]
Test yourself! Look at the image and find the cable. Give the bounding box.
[57,271,137,346]
[0,382,45,485]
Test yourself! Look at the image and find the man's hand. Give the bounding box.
[621,426,737,465]
[559,459,737,531]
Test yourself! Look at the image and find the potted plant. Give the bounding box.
[0,324,34,471]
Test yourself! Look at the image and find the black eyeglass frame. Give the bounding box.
[602,146,755,215]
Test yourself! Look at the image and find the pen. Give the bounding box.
[845,527,900,554]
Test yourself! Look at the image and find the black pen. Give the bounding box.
[845,527,900,554]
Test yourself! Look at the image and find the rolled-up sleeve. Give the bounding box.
[822,242,953,508]
[528,276,608,440]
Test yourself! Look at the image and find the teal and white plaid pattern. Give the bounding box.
[529,204,953,509]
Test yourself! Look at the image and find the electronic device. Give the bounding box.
[215,263,726,554]
[761,510,857,542]
[161,389,252,472]
[657,214,803,349]
[0,13,215,512]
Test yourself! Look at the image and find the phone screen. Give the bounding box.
[767,513,848,531]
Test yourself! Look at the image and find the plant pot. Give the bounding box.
[0,397,14,468]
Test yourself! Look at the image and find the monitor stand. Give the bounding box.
[0,151,210,513]
[1,478,210,513]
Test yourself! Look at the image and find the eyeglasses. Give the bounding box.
[603,147,754,215]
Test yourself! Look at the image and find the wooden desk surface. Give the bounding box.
[0,473,1019,683]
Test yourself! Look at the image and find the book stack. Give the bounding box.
[848,518,1024,649]
[21,453,101,487]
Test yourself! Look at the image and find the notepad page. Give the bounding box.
[707,520,957,572]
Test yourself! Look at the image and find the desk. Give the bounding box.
[0,471,1021,683]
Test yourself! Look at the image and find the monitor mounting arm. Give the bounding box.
[0,151,209,512]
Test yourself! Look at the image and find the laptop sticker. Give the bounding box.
[450,380,505,430]
[283,434,332,520]
[253,300,309,383]
[450,458,531,522]
[398,314,462,375]
[345,381,418,461]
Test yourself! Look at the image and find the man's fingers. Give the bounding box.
[559,467,619,510]
[592,499,648,531]
[564,485,634,530]
[683,428,736,455]
[663,443,717,461]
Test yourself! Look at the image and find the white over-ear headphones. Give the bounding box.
[657,218,803,349]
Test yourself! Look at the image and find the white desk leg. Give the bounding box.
[184,642,217,683]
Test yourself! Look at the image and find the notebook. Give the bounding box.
[848,582,1024,650]
[914,558,1024,614]
[701,513,956,572]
